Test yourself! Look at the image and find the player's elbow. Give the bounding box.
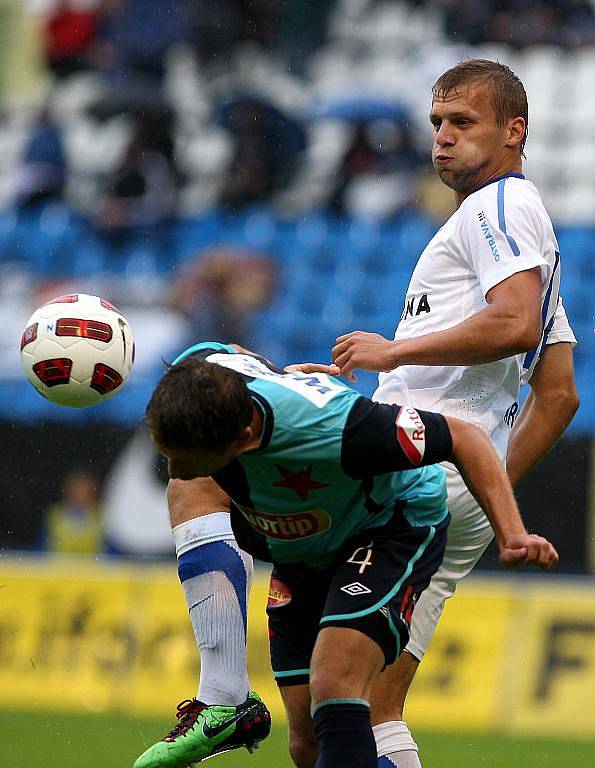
[554,384,580,421]
[444,416,488,463]
[515,317,542,352]
[536,382,580,423]
[495,310,541,353]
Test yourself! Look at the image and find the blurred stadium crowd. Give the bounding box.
[0,0,593,562]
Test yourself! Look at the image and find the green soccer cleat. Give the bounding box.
[132,691,271,768]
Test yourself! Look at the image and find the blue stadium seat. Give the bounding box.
[29,232,75,275]
[277,271,331,314]
[271,224,296,261]
[359,246,393,274]
[567,279,595,321]
[572,319,594,347]
[277,229,326,265]
[171,213,225,262]
[295,212,331,249]
[0,211,17,257]
[283,340,335,367]
[386,213,437,271]
[243,206,277,249]
[557,227,595,268]
[71,236,108,275]
[256,301,318,347]
[351,285,383,319]
[569,357,595,434]
[349,218,380,252]
[124,247,158,281]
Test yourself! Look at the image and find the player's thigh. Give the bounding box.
[267,564,331,688]
[405,466,493,661]
[167,476,230,527]
[279,684,318,768]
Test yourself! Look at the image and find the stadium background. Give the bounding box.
[0,1,594,766]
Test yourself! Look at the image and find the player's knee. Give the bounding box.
[288,731,318,768]
[309,664,353,703]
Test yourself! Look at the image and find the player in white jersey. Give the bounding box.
[329,60,579,768]
[350,173,565,461]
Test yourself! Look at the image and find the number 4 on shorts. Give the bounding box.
[347,542,374,574]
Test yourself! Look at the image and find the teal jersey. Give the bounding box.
[174,342,451,568]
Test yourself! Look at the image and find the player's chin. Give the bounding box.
[435,167,458,188]
[442,172,479,197]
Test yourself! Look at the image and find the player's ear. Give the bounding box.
[235,426,253,451]
[505,116,525,149]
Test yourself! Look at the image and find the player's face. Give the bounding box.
[430,83,512,196]
[154,441,241,480]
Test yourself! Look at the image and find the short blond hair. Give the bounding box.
[433,59,528,154]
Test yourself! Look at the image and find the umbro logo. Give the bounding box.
[341,582,372,596]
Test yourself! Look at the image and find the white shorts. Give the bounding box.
[405,462,494,660]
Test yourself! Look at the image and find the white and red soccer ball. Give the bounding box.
[20,293,134,408]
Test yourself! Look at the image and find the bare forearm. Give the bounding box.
[446,417,525,544]
[507,392,578,486]
[393,307,537,367]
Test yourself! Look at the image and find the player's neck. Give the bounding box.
[455,159,523,206]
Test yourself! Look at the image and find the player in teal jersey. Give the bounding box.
[134,342,558,768]
[168,342,451,569]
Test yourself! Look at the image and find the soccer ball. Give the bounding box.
[20,293,134,408]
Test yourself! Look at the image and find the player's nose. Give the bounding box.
[435,123,455,146]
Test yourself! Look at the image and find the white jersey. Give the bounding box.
[374,174,575,461]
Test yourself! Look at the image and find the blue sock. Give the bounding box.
[312,699,376,768]
[173,514,253,705]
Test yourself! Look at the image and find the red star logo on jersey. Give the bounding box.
[271,465,330,501]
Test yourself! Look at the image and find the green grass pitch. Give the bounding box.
[1,710,593,767]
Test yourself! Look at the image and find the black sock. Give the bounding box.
[312,699,376,768]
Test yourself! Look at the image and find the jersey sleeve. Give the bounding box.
[545,297,577,346]
[341,398,453,479]
[459,179,551,297]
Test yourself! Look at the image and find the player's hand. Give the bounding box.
[285,362,340,375]
[498,533,559,570]
[331,332,397,381]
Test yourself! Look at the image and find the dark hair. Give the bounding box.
[433,59,528,155]
[146,358,254,453]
